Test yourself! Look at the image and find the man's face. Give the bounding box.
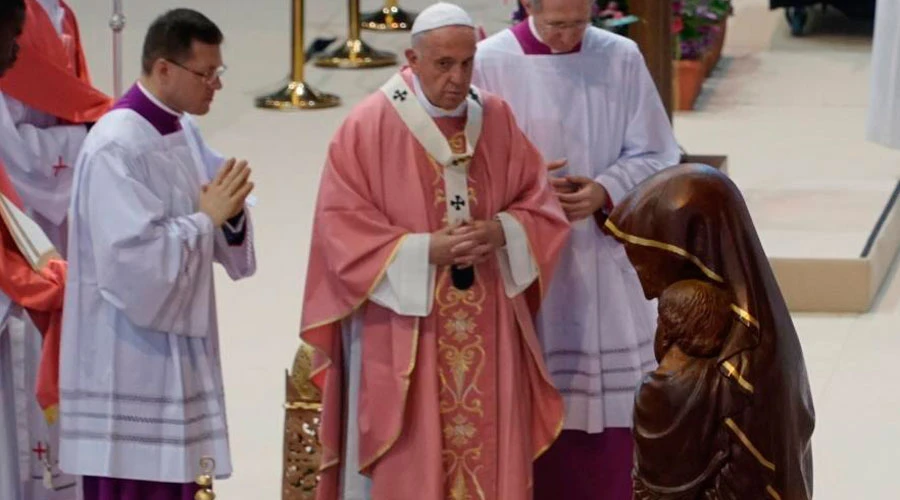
[0,8,25,77]
[526,0,591,53]
[160,41,224,115]
[406,26,477,110]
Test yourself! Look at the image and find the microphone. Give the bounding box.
[451,265,475,290]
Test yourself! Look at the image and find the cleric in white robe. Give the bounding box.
[58,9,255,500]
[473,0,681,498]
[866,0,900,150]
[0,1,109,499]
[0,0,111,252]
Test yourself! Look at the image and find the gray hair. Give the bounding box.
[529,0,593,13]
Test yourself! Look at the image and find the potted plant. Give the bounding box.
[593,1,640,36]
[672,0,732,110]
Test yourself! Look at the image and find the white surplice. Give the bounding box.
[474,25,681,432]
[0,0,87,251]
[1,297,23,500]
[867,0,900,150]
[58,107,255,483]
[336,73,538,500]
[0,2,84,499]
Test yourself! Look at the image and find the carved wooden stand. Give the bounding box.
[282,345,323,500]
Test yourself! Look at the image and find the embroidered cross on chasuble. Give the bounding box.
[383,73,498,499]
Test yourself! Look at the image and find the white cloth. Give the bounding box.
[1,315,79,500]
[866,0,900,150]
[337,73,539,498]
[0,2,81,499]
[410,2,474,36]
[0,0,86,252]
[58,108,256,483]
[1,311,78,500]
[1,302,22,500]
[474,26,681,432]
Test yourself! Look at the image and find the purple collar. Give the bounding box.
[111,84,182,136]
[511,17,582,55]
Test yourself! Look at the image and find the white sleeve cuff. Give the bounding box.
[369,234,436,317]
[224,212,246,233]
[595,172,628,207]
[495,212,538,298]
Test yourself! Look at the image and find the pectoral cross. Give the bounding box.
[53,157,67,177]
[32,442,48,461]
[450,155,471,167]
[450,195,466,211]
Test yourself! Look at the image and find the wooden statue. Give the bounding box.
[602,164,815,500]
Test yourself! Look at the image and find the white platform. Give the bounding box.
[744,180,900,312]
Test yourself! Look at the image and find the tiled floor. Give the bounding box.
[66,0,900,497]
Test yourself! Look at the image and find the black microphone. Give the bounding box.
[451,265,475,290]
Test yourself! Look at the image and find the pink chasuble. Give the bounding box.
[301,69,569,500]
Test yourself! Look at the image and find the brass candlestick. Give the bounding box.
[361,0,417,31]
[194,457,216,500]
[256,0,340,110]
[314,0,397,69]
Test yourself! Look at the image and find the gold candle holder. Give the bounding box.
[255,0,341,110]
[194,457,216,500]
[314,0,397,69]
[361,0,417,31]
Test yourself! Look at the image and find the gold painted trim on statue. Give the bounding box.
[605,219,782,492]
[724,418,776,471]
[603,219,725,283]
[721,361,754,393]
[603,221,762,330]
[603,221,766,396]
[731,304,760,328]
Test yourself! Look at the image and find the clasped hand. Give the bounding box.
[199,158,255,227]
[547,159,609,222]
[429,219,506,267]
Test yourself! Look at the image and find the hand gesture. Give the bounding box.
[449,220,505,268]
[546,158,567,172]
[199,158,254,226]
[547,159,577,195]
[429,220,505,268]
[556,176,609,222]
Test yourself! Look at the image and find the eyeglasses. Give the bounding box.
[165,59,227,85]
